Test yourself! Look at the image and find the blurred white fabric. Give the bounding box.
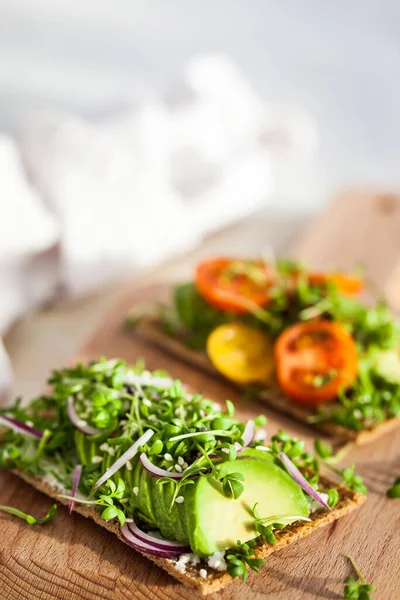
[0,135,59,332]
[0,337,13,407]
[1,54,317,361]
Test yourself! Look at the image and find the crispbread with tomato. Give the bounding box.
[129,257,400,444]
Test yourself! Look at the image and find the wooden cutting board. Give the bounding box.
[1,190,400,600]
[291,189,400,310]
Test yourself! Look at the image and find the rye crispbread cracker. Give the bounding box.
[13,467,365,596]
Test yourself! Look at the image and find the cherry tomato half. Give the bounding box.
[308,272,363,296]
[207,323,275,384]
[195,258,275,313]
[275,320,358,406]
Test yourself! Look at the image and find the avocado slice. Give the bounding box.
[162,480,188,542]
[175,494,189,542]
[183,457,309,557]
[129,459,145,514]
[151,477,174,539]
[239,447,274,462]
[147,477,190,542]
[130,464,187,541]
[137,468,157,526]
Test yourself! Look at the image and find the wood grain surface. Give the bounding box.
[1,282,399,600]
[2,190,400,599]
[291,189,400,310]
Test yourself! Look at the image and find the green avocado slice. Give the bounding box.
[137,468,157,526]
[162,480,188,542]
[131,465,188,542]
[183,457,309,557]
[239,447,274,462]
[151,477,174,539]
[130,459,145,515]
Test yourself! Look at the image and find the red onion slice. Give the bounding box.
[125,372,173,389]
[68,464,82,515]
[120,523,183,558]
[140,452,184,480]
[67,397,103,436]
[127,517,189,551]
[235,419,255,452]
[278,452,331,511]
[0,415,42,440]
[94,429,154,489]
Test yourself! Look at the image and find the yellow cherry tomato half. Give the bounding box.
[207,323,275,384]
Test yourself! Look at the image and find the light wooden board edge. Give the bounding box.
[13,468,365,596]
[133,316,400,446]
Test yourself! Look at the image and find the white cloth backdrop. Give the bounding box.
[0,55,318,404]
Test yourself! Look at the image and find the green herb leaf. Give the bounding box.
[341,465,368,495]
[325,488,339,509]
[254,414,267,427]
[386,477,400,498]
[107,479,116,493]
[314,439,333,460]
[149,439,164,456]
[226,400,235,417]
[115,478,126,498]
[255,522,276,544]
[225,539,264,581]
[101,505,118,521]
[221,472,245,500]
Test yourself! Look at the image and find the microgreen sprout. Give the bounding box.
[252,502,310,544]
[59,477,128,525]
[337,465,367,495]
[314,439,367,495]
[386,477,400,498]
[314,439,352,465]
[314,439,333,460]
[0,503,57,525]
[225,539,264,581]
[254,414,267,427]
[218,471,244,500]
[344,555,375,599]
[325,488,339,509]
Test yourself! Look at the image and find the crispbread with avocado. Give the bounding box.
[0,359,366,595]
[13,467,365,595]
